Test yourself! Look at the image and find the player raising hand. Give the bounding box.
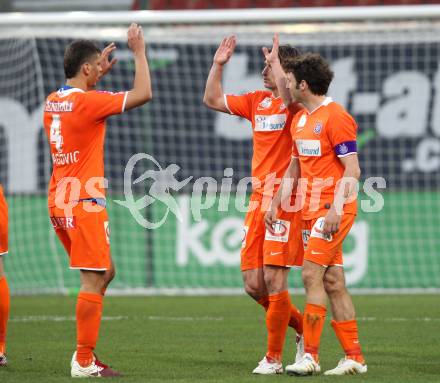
[43,23,152,378]
[265,50,367,376]
[204,36,304,374]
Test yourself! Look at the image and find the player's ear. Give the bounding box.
[82,62,91,76]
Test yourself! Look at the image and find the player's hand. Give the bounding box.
[213,35,236,66]
[262,33,280,65]
[264,206,277,232]
[99,42,118,78]
[323,206,342,235]
[127,23,145,54]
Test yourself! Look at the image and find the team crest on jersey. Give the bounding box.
[313,121,323,135]
[257,97,272,110]
[338,143,349,155]
[279,103,287,111]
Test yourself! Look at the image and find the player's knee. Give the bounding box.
[243,280,263,299]
[324,274,345,296]
[302,267,319,289]
[106,267,116,283]
[243,283,259,298]
[263,272,280,294]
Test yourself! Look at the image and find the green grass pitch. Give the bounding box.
[0,295,438,382]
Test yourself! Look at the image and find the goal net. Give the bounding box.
[1,7,439,294]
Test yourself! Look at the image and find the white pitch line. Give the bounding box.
[9,315,440,323]
[10,315,224,323]
[146,316,224,322]
[357,316,440,322]
[10,315,129,323]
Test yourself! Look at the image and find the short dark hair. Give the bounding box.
[64,40,101,79]
[278,45,301,69]
[284,53,334,96]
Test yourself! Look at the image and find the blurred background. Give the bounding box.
[0,0,438,11]
[0,0,439,295]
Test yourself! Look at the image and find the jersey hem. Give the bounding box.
[69,266,108,271]
[337,152,357,158]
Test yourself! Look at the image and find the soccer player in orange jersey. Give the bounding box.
[43,24,152,378]
[265,41,367,376]
[0,184,9,367]
[204,36,304,374]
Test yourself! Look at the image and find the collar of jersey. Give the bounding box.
[306,96,333,115]
[57,85,85,97]
[269,92,281,100]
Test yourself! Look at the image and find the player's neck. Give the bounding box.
[271,89,280,98]
[302,94,327,114]
[66,78,88,92]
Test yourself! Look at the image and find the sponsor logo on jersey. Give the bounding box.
[296,139,322,156]
[265,219,290,243]
[301,229,310,249]
[313,121,323,135]
[310,217,332,241]
[45,100,74,112]
[255,114,286,132]
[257,97,272,110]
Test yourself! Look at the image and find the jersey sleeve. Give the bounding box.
[85,91,128,121]
[224,92,256,121]
[327,109,358,157]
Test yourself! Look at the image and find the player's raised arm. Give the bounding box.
[125,23,152,110]
[262,34,298,113]
[203,35,236,113]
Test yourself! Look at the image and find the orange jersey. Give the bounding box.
[291,97,358,220]
[225,91,299,196]
[43,86,127,207]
